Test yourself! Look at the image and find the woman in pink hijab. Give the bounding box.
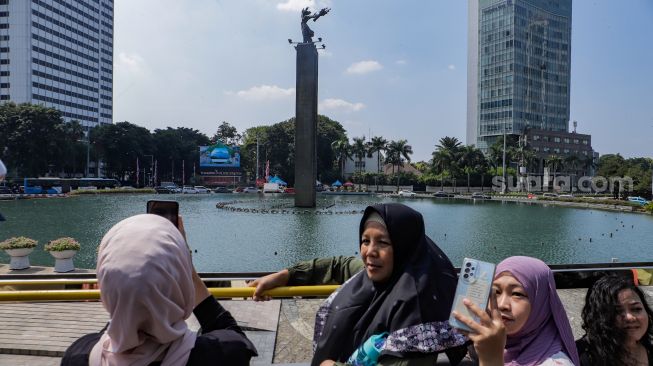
[62,214,257,366]
[453,256,580,366]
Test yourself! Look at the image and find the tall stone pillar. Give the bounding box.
[294,43,318,207]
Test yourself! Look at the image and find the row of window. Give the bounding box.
[532,135,588,145]
[0,94,9,100]
[33,33,99,63]
[33,21,98,54]
[33,69,97,93]
[33,45,98,73]
[532,147,589,156]
[33,0,99,34]
[32,93,97,112]
[0,71,9,76]
[100,112,111,119]
[68,0,100,15]
[0,82,8,88]
[0,23,8,29]
[33,57,99,83]
[0,47,8,52]
[0,59,9,65]
[0,11,8,17]
[100,103,111,109]
[101,11,111,20]
[100,93,111,101]
[101,2,112,13]
[33,81,98,102]
[101,58,111,66]
[100,85,111,92]
[481,110,513,121]
[48,0,99,24]
[61,110,98,123]
[481,98,512,110]
[0,35,8,41]
[33,9,99,44]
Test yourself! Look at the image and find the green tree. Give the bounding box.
[0,103,82,177]
[545,154,564,184]
[211,121,241,146]
[91,122,154,182]
[368,136,388,192]
[331,139,351,180]
[151,127,210,184]
[432,137,462,189]
[458,145,485,192]
[386,140,413,191]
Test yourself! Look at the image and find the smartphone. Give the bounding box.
[146,200,179,227]
[449,258,496,332]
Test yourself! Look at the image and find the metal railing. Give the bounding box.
[1,262,653,302]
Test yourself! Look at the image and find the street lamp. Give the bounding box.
[144,155,154,187]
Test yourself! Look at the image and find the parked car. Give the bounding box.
[0,186,13,195]
[398,190,416,197]
[160,181,181,193]
[242,187,259,193]
[182,186,198,194]
[194,186,210,194]
[433,191,454,198]
[542,192,558,198]
[154,186,175,194]
[559,194,574,198]
[627,196,649,205]
[213,187,232,193]
[283,187,295,194]
[471,192,492,200]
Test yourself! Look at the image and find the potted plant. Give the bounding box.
[45,237,80,273]
[0,237,38,270]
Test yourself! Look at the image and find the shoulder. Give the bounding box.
[61,333,103,366]
[378,353,439,366]
[538,351,575,366]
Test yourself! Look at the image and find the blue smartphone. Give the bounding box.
[449,258,496,332]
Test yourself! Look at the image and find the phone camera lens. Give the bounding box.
[471,267,475,270]
[463,274,469,279]
[464,268,470,273]
[465,262,471,267]
[469,273,474,276]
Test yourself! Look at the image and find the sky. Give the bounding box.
[113,0,653,162]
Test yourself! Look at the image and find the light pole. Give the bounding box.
[144,155,154,187]
[502,125,507,194]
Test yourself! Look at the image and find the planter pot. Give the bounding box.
[4,247,34,270]
[49,250,77,273]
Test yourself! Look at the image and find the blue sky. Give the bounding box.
[113,0,653,162]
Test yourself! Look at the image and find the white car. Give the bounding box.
[182,186,198,194]
[194,186,210,194]
[398,190,416,197]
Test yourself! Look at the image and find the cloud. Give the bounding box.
[277,0,315,12]
[346,60,383,75]
[319,98,365,112]
[226,85,295,100]
[277,0,331,12]
[448,64,456,70]
[116,52,147,74]
[395,59,407,65]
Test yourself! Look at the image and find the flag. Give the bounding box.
[136,157,140,187]
[265,160,270,181]
[154,160,158,186]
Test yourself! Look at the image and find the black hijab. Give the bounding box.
[311,203,464,365]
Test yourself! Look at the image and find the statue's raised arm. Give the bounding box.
[300,7,330,43]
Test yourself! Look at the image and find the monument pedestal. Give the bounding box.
[294,43,318,208]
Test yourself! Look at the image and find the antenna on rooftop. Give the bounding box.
[573,120,577,133]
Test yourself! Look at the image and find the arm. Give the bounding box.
[452,295,505,366]
[248,256,363,301]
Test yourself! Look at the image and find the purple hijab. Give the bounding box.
[496,256,580,366]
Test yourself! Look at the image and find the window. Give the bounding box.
[533,135,540,140]
[564,138,570,143]
[582,140,588,145]
[554,137,561,142]
[573,139,579,144]
[554,148,560,153]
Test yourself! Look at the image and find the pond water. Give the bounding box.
[1,194,652,272]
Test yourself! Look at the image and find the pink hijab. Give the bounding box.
[497,256,580,366]
[90,214,197,366]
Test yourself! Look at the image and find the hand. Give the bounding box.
[452,294,506,366]
[319,360,335,366]
[247,269,290,301]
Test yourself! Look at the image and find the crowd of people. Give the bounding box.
[60,203,652,365]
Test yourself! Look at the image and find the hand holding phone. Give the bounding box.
[146,200,179,227]
[449,258,496,332]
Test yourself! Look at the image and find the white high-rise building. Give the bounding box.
[0,0,113,129]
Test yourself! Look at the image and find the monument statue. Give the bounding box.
[301,7,330,43]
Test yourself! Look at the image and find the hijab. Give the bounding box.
[497,256,580,366]
[312,203,466,365]
[90,214,197,366]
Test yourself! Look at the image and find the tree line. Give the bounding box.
[1,102,650,197]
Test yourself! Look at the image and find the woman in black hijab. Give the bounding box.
[313,203,467,366]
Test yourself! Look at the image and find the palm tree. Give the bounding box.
[546,154,563,187]
[386,140,413,191]
[368,136,387,192]
[459,145,485,193]
[580,155,597,176]
[432,137,462,190]
[331,139,351,180]
[351,137,368,189]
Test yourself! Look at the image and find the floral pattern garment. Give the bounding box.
[313,272,468,355]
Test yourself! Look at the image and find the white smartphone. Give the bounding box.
[449,258,496,332]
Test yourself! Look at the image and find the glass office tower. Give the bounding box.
[468,0,572,152]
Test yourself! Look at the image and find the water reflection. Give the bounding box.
[1,194,652,272]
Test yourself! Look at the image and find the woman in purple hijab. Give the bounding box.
[454,256,580,366]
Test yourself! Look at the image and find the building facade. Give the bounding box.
[524,127,595,175]
[467,0,572,152]
[343,151,382,178]
[0,0,113,129]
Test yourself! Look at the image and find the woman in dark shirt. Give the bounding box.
[576,275,653,366]
[61,214,256,366]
